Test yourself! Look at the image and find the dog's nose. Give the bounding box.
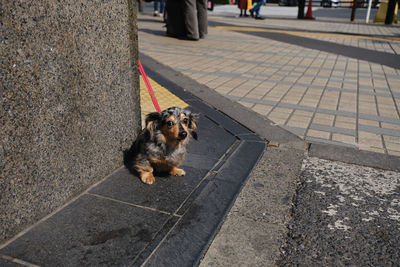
[179,131,187,139]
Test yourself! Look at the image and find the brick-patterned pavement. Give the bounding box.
[138,8,400,156]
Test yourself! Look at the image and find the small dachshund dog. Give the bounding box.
[124,107,198,184]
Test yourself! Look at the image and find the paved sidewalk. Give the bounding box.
[137,6,400,266]
[138,6,400,156]
[138,50,400,267]
[137,15,400,263]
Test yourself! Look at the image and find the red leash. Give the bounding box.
[139,60,161,112]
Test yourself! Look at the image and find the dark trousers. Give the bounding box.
[166,0,208,40]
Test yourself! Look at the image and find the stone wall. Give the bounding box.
[0,0,140,243]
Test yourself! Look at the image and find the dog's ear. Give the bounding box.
[189,113,198,140]
[145,112,162,131]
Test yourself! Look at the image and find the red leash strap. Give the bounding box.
[139,60,162,112]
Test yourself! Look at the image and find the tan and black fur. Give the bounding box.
[124,107,198,184]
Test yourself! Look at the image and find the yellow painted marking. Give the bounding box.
[215,26,400,43]
[140,76,188,127]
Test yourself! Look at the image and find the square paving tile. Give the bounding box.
[186,114,237,158]
[89,166,209,214]
[0,194,171,267]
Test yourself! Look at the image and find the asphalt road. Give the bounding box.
[278,157,400,266]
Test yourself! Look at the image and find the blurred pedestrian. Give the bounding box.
[154,0,165,16]
[185,0,208,39]
[238,0,249,17]
[250,0,266,19]
[165,0,208,40]
[207,0,214,10]
[138,0,143,12]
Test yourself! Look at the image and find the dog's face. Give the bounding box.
[145,107,198,146]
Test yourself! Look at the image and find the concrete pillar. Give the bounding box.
[0,0,141,243]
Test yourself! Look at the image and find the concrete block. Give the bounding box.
[1,0,140,243]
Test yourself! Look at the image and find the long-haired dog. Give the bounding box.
[124,107,198,184]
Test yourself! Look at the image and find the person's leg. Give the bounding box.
[239,0,246,15]
[184,0,199,40]
[138,0,143,12]
[160,0,166,13]
[253,0,266,17]
[166,0,186,38]
[249,7,254,16]
[250,0,260,14]
[197,0,208,38]
[154,0,159,15]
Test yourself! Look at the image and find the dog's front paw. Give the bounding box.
[170,167,186,176]
[141,172,155,184]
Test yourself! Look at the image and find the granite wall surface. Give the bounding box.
[0,0,141,243]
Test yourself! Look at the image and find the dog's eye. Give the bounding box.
[167,121,174,127]
[182,118,188,125]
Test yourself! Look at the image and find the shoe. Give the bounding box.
[185,34,199,41]
[244,14,249,17]
[154,10,159,16]
[158,12,163,17]
[249,9,254,17]
[255,16,265,20]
